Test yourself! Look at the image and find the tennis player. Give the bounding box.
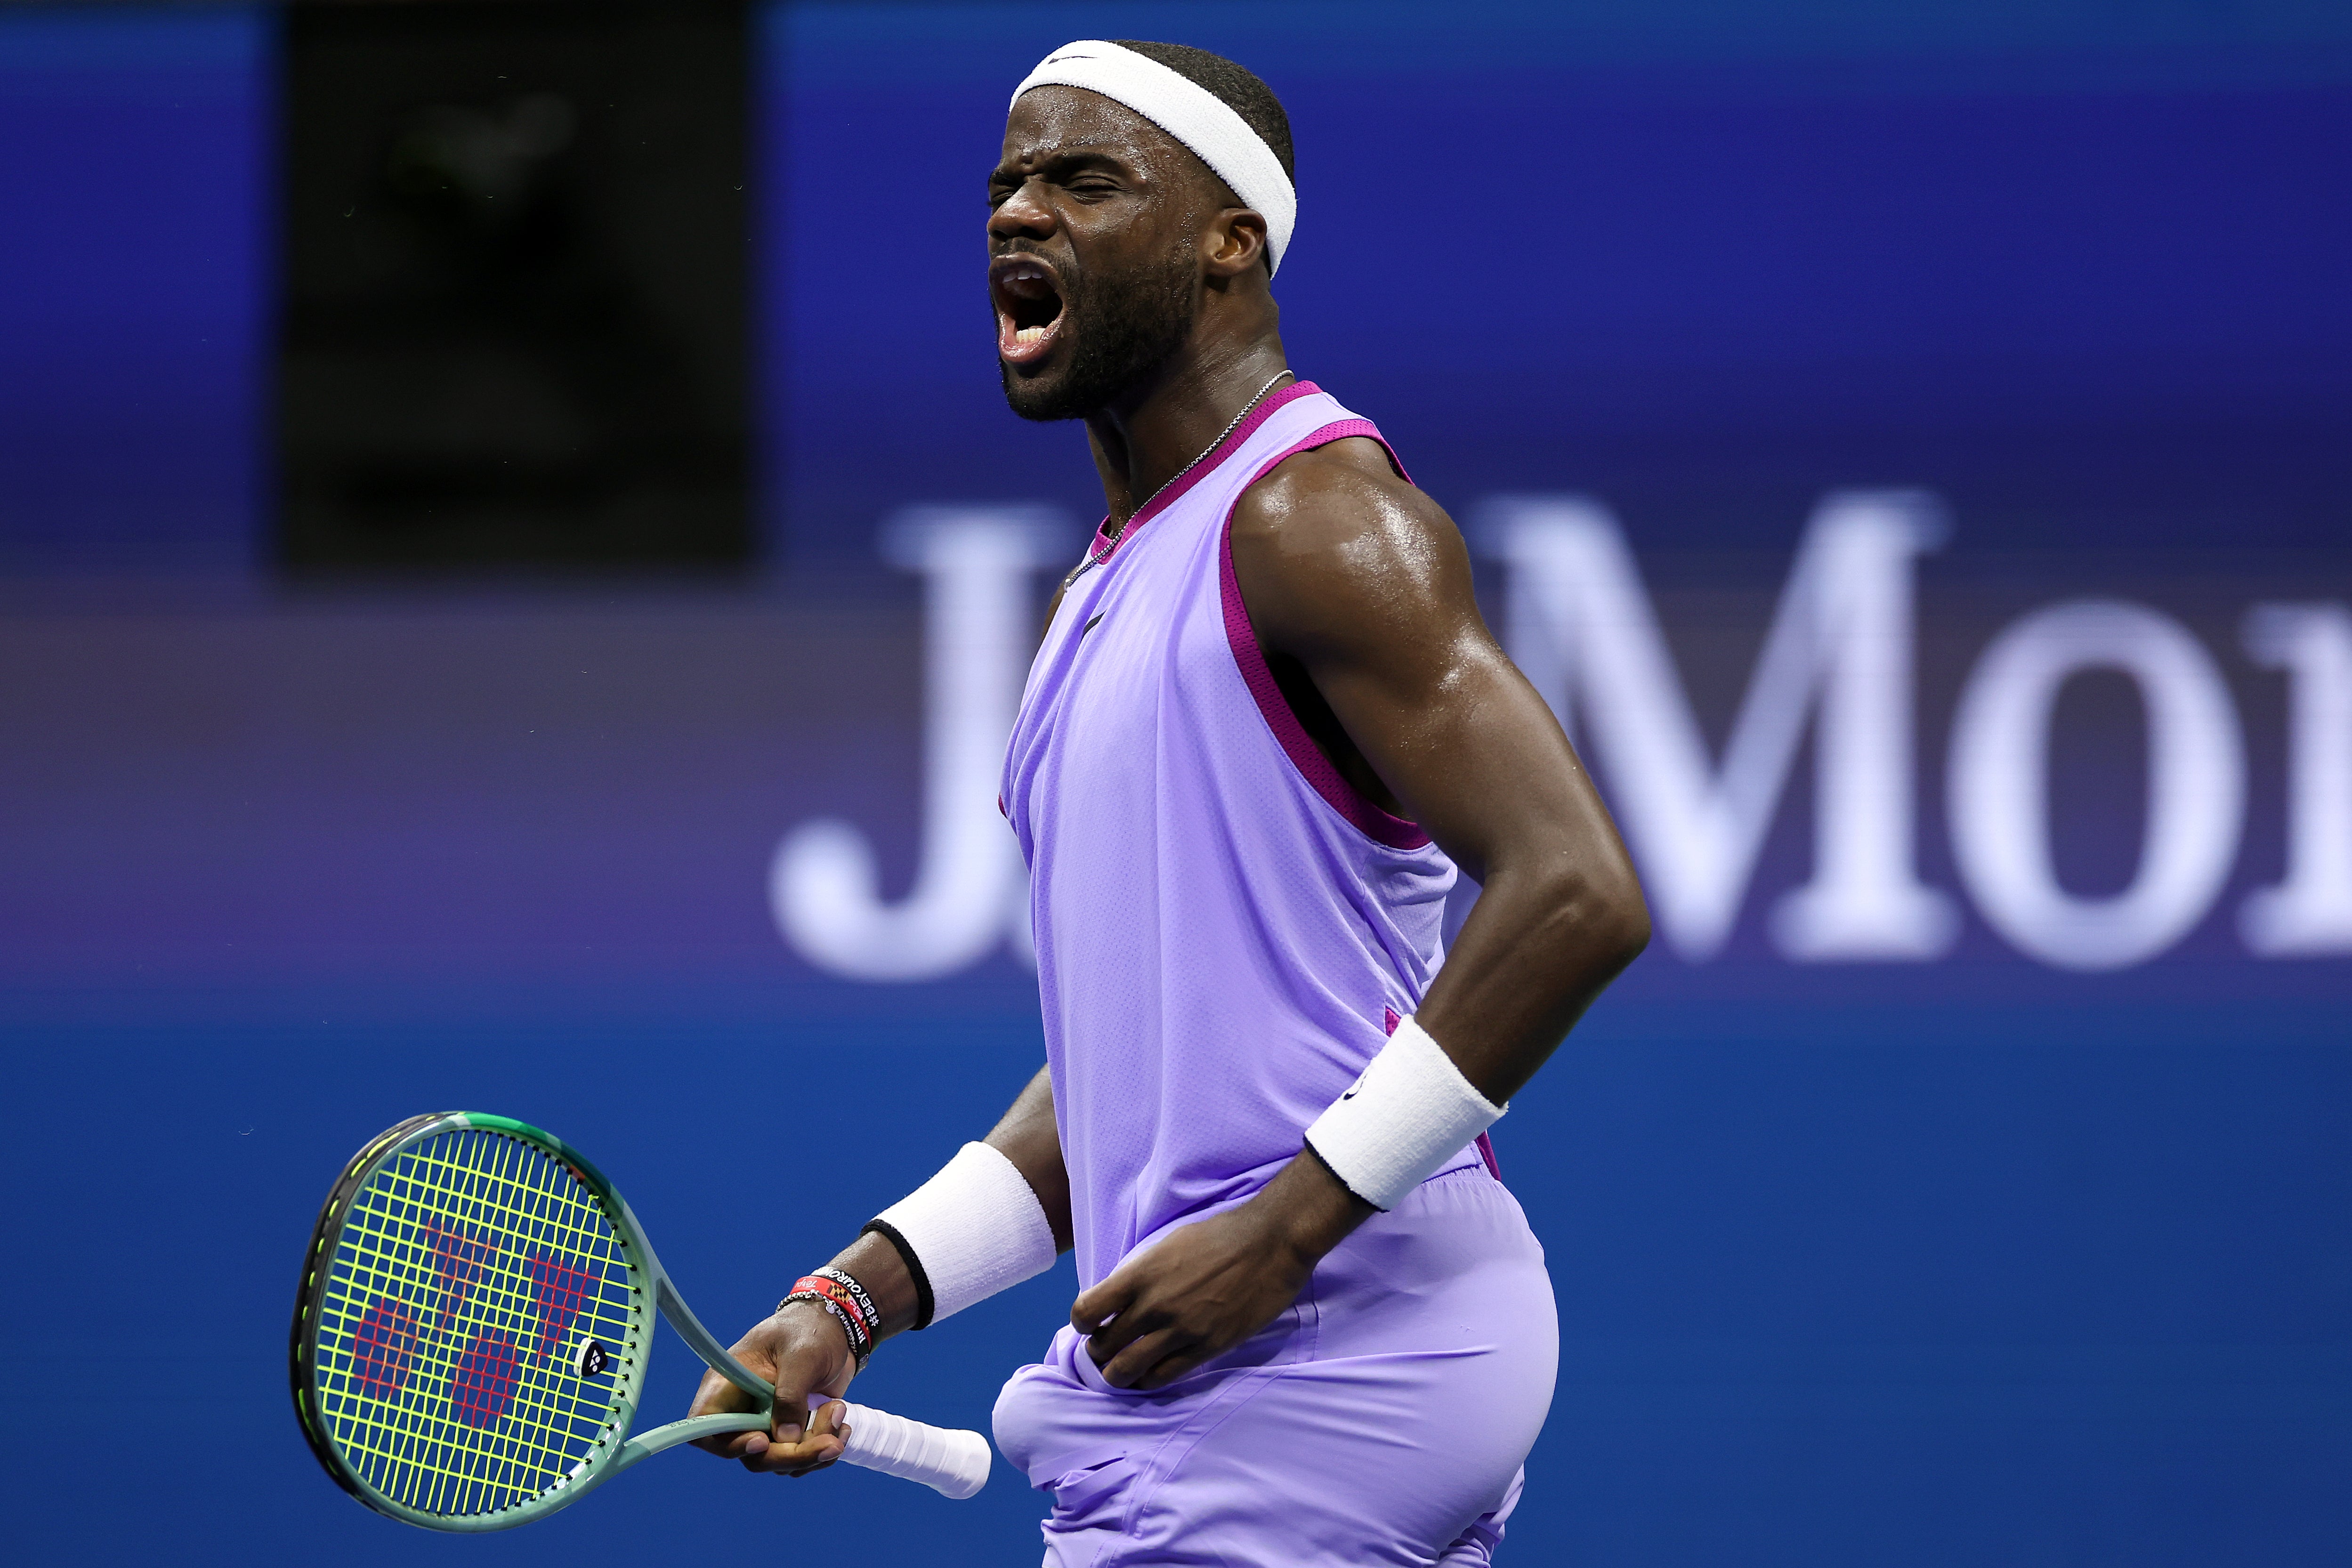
[693,40,1649,1564]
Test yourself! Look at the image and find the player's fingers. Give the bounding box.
[695,1427,770,1461]
[1099,1326,1191,1388]
[1082,1298,1160,1366]
[1135,1345,1213,1390]
[778,1438,847,1477]
[1070,1274,1135,1334]
[763,1401,849,1476]
[687,1364,755,1420]
[817,1401,852,1455]
[688,1365,765,1456]
[766,1306,858,1446]
[738,1430,847,1475]
[768,1358,815,1447]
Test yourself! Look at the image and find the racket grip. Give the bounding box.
[837,1401,992,1499]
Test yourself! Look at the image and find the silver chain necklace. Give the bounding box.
[1065,370,1295,589]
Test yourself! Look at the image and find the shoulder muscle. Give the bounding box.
[1228,437,1479,663]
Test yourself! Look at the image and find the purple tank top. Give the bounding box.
[1002,382,1481,1288]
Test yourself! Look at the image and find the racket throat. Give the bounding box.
[654,1273,776,1407]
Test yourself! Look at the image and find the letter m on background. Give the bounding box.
[1484,494,1957,962]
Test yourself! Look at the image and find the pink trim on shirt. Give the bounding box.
[1281,418,1414,487]
[1083,379,1330,568]
[1219,418,1433,852]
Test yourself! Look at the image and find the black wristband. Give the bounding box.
[859,1218,935,1331]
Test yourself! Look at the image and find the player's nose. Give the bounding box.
[989,178,1057,243]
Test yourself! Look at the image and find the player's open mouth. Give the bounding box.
[993,257,1065,366]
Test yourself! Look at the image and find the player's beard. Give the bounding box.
[1001,238,1196,423]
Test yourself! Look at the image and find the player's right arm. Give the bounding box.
[689,1066,1069,1477]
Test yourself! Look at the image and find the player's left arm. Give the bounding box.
[1232,442,1651,1091]
[1071,439,1649,1388]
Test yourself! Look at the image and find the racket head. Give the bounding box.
[290,1112,655,1531]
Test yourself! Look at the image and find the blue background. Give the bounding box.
[2,4,2348,1564]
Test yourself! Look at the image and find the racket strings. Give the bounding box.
[313,1128,642,1517]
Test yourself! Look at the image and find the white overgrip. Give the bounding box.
[839,1402,992,1499]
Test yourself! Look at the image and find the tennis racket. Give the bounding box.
[290,1111,991,1530]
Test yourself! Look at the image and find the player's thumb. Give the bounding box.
[768,1359,814,1444]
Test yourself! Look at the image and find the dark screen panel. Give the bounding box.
[280,0,750,568]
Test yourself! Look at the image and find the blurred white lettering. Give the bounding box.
[1487,493,1956,962]
[771,510,1063,980]
[775,500,2332,981]
[2239,603,2352,954]
[1948,601,2245,970]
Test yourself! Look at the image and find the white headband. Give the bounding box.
[1010,40,1295,275]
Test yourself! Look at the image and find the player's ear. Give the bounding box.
[1204,208,1268,281]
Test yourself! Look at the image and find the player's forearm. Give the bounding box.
[817,1229,926,1343]
[1416,839,1649,1104]
[1277,846,1640,1223]
[983,1064,1075,1253]
[808,1067,1069,1355]
[1267,1143,1378,1253]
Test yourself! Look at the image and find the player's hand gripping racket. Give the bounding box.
[290,1112,991,1530]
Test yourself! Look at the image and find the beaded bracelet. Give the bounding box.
[780,1287,870,1371]
[812,1267,880,1337]
[781,1272,873,1361]
[788,1273,873,1343]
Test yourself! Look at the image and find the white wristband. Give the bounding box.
[866,1142,1057,1328]
[1303,1016,1504,1211]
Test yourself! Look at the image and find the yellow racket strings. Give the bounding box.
[312,1128,640,1517]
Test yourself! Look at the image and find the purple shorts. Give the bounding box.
[993,1167,1558,1566]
